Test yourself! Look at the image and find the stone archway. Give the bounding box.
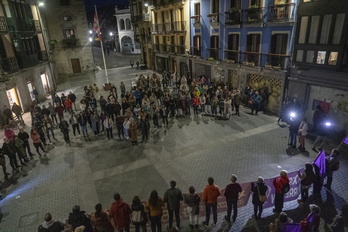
[121,36,133,53]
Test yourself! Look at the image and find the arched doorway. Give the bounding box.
[121,36,133,53]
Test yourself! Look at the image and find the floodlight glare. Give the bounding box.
[290,112,296,118]
[89,30,93,34]
[89,37,93,42]
[38,2,44,7]
[325,122,332,127]
[109,32,113,36]
[144,3,149,7]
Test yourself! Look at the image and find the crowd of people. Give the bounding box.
[0,71,347,232]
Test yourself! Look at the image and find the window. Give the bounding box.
[332,14,345,44]
[308,15,320,44]
[306,50,314,63]
[126,18,131,30]
[303,0,311,2]
[231,0,241,8]
[328,52,338,65]
[210,35,219,59]
[296,50,304,62]
[64,29,75,39]
[247,34,261,52]
[211,0,219,13]
[316,51,326,64]
[60,0,69,6]
[271,34,288,54]
[298,16,308,44]
[194,3,200,15]
[119,19,125,30]
[228,34,239,50]
[320,15,332,44]
[250,0,262,7]
[193,35,201,56]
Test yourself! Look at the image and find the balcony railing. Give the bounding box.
[132,13,151,23]
[176,45,185,55]
[62,38,79,48]
[39,51,48,62]
[268,3,295,22]
[154,0,182,7]
[191,46,201,56]
[0,57,19,73]
[34,20,41,32]
[164,22,175,32]
[263,53,290,70]
[190,15,201,25]
[174,21,186,31]
[152,23,165,33]
[153,43,160,52]
[168,44,175,53]
[207,13,219,23]
[242,51,261,66]
[208,48,219,60]
[0,16,8,34]
[224,50,239,63]
[243,7,264,24]
[225,9,241,25]
[159,44,167,52]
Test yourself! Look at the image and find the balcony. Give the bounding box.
[132,13,151,23]
[34,20,41,32]
[38,51,48,62]
[153,43,160,52]
[190,15,201,25]
[164,22,175,32]
[159,44,167,53]
[154,0,183,8]
[224,50,239,63]
[268,3,295,22]
[191,46,201,56]
[208,48,219,60]
[176,45,185,55]
[243,6,264,24]
[174,21,186,31]
[242,51,261,66]
[168,44,175,53]
[152,23,165,33]
[62,38,79,48]
[0,57,19,74]
[225,9,241,25]
[207,13,219,23]
[264,53,290,70]
[0,16,8,34]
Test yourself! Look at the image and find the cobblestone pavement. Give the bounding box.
[0,59,347,231]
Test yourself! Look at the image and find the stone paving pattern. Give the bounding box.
[0,52,347,231]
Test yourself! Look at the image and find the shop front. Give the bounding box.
[6,87,22,110]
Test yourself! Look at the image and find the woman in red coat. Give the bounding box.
[64,98,73,114]
[273,170,289,213]
[109,193,131,232]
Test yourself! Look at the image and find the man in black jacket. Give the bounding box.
[68,205,93,232]
[68,91,77,110]
[164,180,183,230]
[59,117,70,144]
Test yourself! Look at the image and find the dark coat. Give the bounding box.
[68,211,93,232]
[164,187,183,210]
[251,182,268,205]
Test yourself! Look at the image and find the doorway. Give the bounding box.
[41,73,51,94]
[27,82,36,102]
[71,59,81,73]
[6,88,22,110]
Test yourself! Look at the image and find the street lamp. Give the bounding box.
[144,3,149,7]
[89,30,93,34]
[89,37,93,42]
[38,2,44,7]
[109,32,114,36]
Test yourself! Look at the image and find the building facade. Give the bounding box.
[0,0,53,122]
[115,7,140,54]
[43,0,93,75]
[289,0,348,130]
[189,0,297,114]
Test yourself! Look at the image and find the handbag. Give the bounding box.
[257,185,267,203]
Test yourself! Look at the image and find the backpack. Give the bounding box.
[282,183,290,194]
[131,210,143,223]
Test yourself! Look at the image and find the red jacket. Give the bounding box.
[109,199,131,230]
[273,176,289,194]
[64,99,72,108]
[202,184,221,204]
[55,105,64,116]
[192,97,200,106]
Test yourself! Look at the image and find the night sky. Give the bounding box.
[84,0,129,11]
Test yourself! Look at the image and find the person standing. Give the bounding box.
[68,205,93,232]
[0,148,10,181]
[250,91,263,115]
[298,117,309,151]
[146,190,164,232]
[2,138,20,172]
[11,102,23,121]
[164,180,184,230]
[55,103,64,122]
[224,174,242,223]
[202,177,221,227]
[298,163,315,204]
[233,91,241,116]
[64,98,73,114]
[30,129,46,156]
[43,114,56,142]
[140,116,150,143]
[159,106,169,127]
[184,186,201,229]
[120,82,126,95]
[129,119,138,146]
[68,91,77,110]
[325,149,340,190]
[69,112,81,139]
[18,128,35,158]
[13,135,29,165]
[110,193,131,232]
[273,170,289,213]
[32,87,39,103]
[90,112,100,136]
[38,213,65,232]
[103,115,113,140]
[3,105,13,124]
[88,203,114,232]
[288,116,300,148]
[58,117,70,144]
[251,177,268,219]
[47,102,58,126]
[77,112,88,138]
[131,196,147,232]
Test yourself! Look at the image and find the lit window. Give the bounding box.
[328,52,338,65]
[303,0,311,2]
[316,51,326,64]
[306,51,314,63]
[296,50,304,62]
[64,29,75,39]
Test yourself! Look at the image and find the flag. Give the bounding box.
[93,6,102,42]
[282,223,302,232]
[344,136,348,145]
[313,150,326,177]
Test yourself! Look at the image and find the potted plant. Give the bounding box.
[247,4,260,22]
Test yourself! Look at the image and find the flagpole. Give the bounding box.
[94,5,108,82]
